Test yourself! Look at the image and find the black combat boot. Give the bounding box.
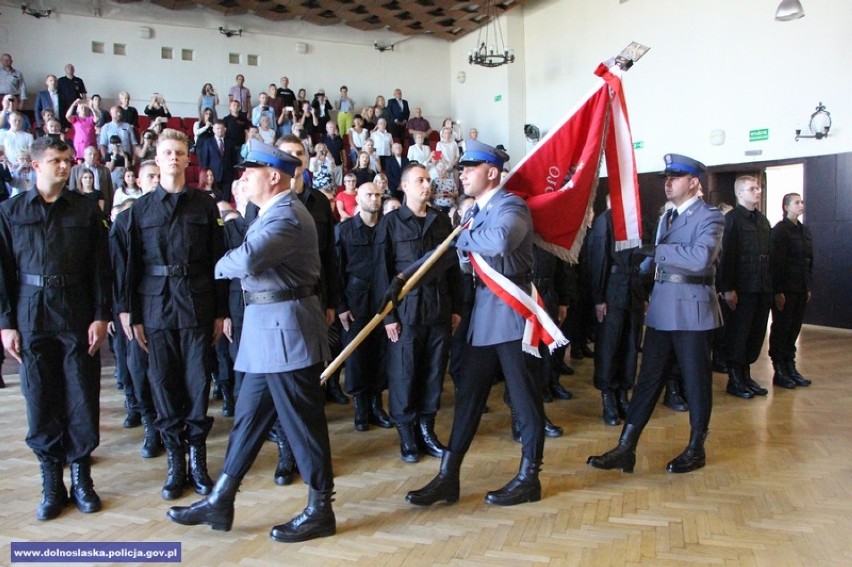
[396,422,420,463]
[484,456,542,506]
[727,365,756,398]
[140,415,163,459]
[601,391,620,426]
[406,451,463,506]
[417,414,446,458]
[369,392,393,428]
[742,365,768,396]
[543,414,563,438]
[324,375,349,405]
[616,389,630,419]
[269,489,336,543]
[123,389,141,428]
[664,380,690,410]
[667,430,708,473]
[353,393,370,432]
[274,436,297,486]
[188,444,214,495]
[168,473,241,531]
[69,458,101,513]
[772,360,797,388]
[587,423,640,473]
[786,360,812,387]
[162,445,187,500]
[220,383,235,417]
[550,375,573,399]
[36,462,68,521]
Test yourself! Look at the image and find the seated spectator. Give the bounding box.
[441,117,463,144]
[0,95,31,132]
[194,107,216,145]
[105,134,130,189]
[373,172,390,200]
[370,118,393,170]
[258,114,276,144]
[335,172,358,221]
[431,160,458,214]
[251,92,276,128]
[406,107,432,144]
[361,106,376,131]
[8,149,35,197]
[240,126,263,161]
[118,91,139,130]
[312,89,333,132]
[0,112,33,160]
[383,196,402,214]
[407,131,433,166]
[74,168,105,211]
[322,122,346,178]
[43,119,73,158]
[347,114,369,166]
[435,126,460,172]
[143,92,172,124]
[351,151,376,186]
[362,139,381,172]
[65,98,96,159]
[113,168,142,207]
[384,142,408,200]
[291,122,314,156]
[294,100,319,139]
[98,105,137,160]
[0,146,11,201]
[134,129,158,162]
[460,127,479,153]
[196,168,223,201]
[35,109,57,138]
[374,95,390,125]
[310,143,337,192]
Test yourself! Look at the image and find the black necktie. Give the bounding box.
[668,208,678,229]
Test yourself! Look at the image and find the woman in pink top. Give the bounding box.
[65,98,96,160]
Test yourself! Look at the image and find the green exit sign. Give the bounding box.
[494,94,502,102]
[633,141,644,149]
[749,128,769,142]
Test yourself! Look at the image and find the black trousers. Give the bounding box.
[593,305,643,392]
[385,322,451,424]
[112,314,131,389]
[626,327,713,433]
[145,327,214,449]
[212,337,235,388]
[448,340,545,462]
[221,363,333,491]
[127,335,155,420]
[768,291,808,363]
[227,289,245,395]
[342,316,386,396]
[722,292,771,366]
[20,331,100,464]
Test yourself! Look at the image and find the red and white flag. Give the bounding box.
[502,63,643,262]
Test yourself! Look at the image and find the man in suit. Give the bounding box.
[383,142,409,199]
[70,146,115,212]
[197,121,236,202]
[588,153,724,474]
[34,75,60,129]
[387,88,410,141]
[167,140,336,543]
[406,140,565,507]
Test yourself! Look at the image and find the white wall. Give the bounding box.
[1,8,452,123]
[452,0,852,173]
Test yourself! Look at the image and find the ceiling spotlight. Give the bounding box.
[374,41,395,53]
[219,27,243,38]
[775,0,804,21]
[21,4,52,18]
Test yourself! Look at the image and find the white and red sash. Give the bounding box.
[468,252,568,357]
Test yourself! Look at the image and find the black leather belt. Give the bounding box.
[475,273,531,288]
[655,273,714,285]
[145,263,207,277]
[19,273,83,288]
[243,285,317,305]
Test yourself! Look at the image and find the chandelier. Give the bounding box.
[468,0,515,68]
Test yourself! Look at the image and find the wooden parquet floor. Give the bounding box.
[0,324,850,566]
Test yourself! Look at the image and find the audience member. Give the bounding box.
[65,98,97,159]
[198,83,219,120]
[56,64,87,126]
[34,74,60,129]
[228,74,251,114]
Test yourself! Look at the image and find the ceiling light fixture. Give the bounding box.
[21,4,51,18]
[775,0,805,21]
[468,0,514,68]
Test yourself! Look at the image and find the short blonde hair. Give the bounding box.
[156,128,189,149]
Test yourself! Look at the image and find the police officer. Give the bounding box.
[588,154,723,474]
[718,175,772,399]
[168,140,336,543]
[588,197,648,425]
[336,182,393,431]
[123,128,228,501]
[768,192,813,388]
[374,162,463,463]
[0,137,111,520]
[406,140,566,507]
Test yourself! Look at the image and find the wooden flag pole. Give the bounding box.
[320,224,463,384]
